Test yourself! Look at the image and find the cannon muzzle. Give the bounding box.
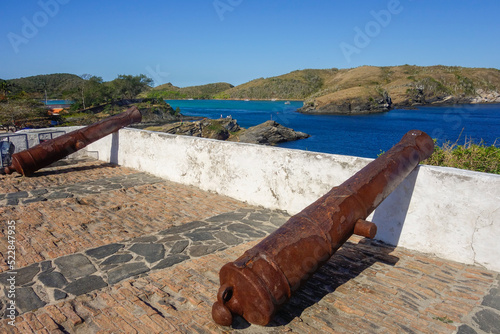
[4,106,142,176]
[212,130,434,326]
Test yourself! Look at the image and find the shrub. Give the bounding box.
[424,138,500,174]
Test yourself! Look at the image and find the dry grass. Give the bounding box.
[222,65,500,106]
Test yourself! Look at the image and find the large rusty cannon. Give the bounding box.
[212,130,434,326]
[4,106,142,176]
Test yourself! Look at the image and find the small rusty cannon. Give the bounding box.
[212,130,434,326]
[4,106,142,176]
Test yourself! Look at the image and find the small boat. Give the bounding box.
[284,101,291,105]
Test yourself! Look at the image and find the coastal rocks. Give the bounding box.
[394,89,500,107]
[300,87,500,113]
[229,120,310,145]
[146,118,310,145]
[151,118,240,140]
[471,89,500,103]
[299,91,392,115]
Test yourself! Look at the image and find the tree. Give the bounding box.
[110,74,153,99]
[80,74,92,109]
[0,99,48,131]
[0,80,12,100]
[69,75,111,110]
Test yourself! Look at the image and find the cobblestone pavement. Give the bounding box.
[1,159,499,333]
[0,159,253,270]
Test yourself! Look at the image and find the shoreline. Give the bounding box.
[298,101,500,115]
[164,98,305,103]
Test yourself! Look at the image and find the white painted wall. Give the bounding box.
[67,127,499,272]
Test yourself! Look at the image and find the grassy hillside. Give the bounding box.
[218,65,500,114]
[144,82,234,99]
[215,69,338,100]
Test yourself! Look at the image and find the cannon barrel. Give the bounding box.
[212,130,434,326]
[4,106,142,176]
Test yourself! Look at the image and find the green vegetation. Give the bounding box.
[432,316,453,324]
[207,121,224,133]
[6,73,83,99]
[3,73,154,110]
[0,98,51,131]
[144,82,233,100]
[220,69,335,100]
[424,139,500,175]
[0,73,157,129]
[147,90,187,99]
[70,74,153,110]
[111,74,153,99]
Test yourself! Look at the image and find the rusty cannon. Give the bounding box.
[4,106,142,176]
[212,130,434,326]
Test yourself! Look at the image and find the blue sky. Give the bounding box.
[1,0,499,87]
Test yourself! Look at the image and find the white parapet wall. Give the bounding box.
[78,127,500,272]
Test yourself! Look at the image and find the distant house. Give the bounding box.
[48,108,64,115]
[45,104,69,115]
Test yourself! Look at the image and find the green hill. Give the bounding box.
[216,69,338,100]
[7,73,84,99]
[144,82,234,99]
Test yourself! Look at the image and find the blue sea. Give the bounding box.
[166,100,500,158]
[44,100,73,105]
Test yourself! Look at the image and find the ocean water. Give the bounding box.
[165,100,500,158]
[43,100,73,105]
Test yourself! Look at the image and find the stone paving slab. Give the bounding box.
[0,159,138,194]
[0,159,254,271]
[0,172,165,206]
[0,234,498,333]
[0,208,289,316]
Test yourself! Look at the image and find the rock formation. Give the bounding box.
[228,120,310,144]
[146,118,310,145]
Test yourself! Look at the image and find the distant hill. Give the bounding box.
[6,65,500,114]
[216,69,336,100]
[143,82,234,99]
[219,65,500,114]
[7,73,84,99]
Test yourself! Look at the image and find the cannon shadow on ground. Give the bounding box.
[33,161,117,177]
[230,239,399,329]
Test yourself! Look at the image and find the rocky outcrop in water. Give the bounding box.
[149,118,240,140]
[145,118,309,145]
[299,92,392,115]
[228,120,310,144]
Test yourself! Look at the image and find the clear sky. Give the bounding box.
[1,0,499,87]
